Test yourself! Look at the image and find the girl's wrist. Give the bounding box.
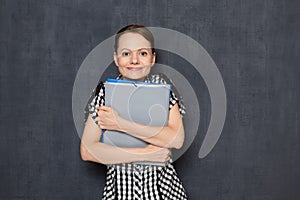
[117,116,130,133]
[124,147,150,162]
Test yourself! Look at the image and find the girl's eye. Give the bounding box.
[139,51,148,57]
[122,52,130,57]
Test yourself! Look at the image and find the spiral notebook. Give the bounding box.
[102,78,171,165]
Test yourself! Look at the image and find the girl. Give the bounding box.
[80,25,187,200]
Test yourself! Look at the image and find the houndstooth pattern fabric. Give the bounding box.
[101,163,187,200]
[84,74,188,199]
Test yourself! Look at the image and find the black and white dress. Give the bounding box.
[86,74,188,200]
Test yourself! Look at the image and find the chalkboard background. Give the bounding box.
[0,0,299,199]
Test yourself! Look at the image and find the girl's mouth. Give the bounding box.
[127,67,143,71]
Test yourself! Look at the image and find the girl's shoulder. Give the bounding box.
[94,81,105,95]
[146,74,168,84]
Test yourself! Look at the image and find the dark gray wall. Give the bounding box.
[1,0,299,199]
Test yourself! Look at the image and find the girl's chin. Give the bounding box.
[122,75,147,82]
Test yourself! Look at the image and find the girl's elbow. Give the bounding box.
[80,145,89,161]
[80,142,93,161]
[165,136,184,149]
[172,139,184,149]
[171,129,185,149]
[81,154,89,161]
[80,142,107,164]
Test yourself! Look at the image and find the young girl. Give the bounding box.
[80,25,187,200]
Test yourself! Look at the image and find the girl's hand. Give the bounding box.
[96,106,122,131]
[143,144,171,163]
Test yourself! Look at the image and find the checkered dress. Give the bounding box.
[85,74,187,200]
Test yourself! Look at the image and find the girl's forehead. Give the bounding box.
[118,32,151,50]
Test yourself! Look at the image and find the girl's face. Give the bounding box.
[114,32,156,82]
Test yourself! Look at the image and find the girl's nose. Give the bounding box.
[130,52,139,64]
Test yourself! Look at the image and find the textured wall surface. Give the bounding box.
[0,0,299,199]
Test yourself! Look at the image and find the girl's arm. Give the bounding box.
[80,114,170,165]
[97,103,184,149]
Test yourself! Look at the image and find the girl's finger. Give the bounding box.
[98,106,111,111]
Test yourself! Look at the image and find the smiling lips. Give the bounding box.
[127,67,143,71]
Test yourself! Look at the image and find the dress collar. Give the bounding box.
[116,74,151,82]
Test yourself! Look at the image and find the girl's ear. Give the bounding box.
[151,52,156,67]
[113,52,119,66]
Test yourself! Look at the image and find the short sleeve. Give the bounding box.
[169,90,186,116]
[169,90,178,109]
[148,73,186,117]
[84,82,105,124]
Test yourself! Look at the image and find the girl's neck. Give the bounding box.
[119,75,147,82]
